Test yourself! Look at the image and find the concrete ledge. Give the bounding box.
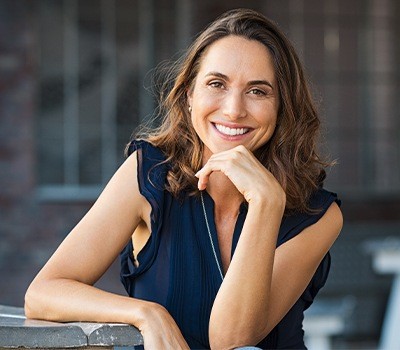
[0,305,143,349]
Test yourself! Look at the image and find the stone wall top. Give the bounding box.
[0,305,143,349]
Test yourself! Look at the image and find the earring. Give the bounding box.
[188,106,192,113]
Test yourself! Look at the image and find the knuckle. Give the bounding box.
[235,145,247,153]
[208,155,218,164]
[230,151,240,161]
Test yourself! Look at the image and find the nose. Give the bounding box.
[223,90,246,120]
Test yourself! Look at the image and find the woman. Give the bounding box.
[25,8,343,350]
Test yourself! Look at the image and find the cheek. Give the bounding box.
[269,117,278,138]
[193,88,220,111]
[258,112,278,140]
[190,114,197,128]
[190,112,204,135]
[256,107,278,127]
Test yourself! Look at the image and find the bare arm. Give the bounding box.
[210,201,342,349]
[195,146,342,349]
[25,152,189,349]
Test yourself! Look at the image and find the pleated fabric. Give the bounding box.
[120,140,340,349]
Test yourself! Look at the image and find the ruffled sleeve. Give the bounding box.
[127,140,167,225]
[278,189,341,309]
[120,140,168,293]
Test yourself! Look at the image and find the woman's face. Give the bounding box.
[188,35,279,162]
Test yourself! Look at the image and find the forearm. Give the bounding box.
[25,277,148,327]
[25,276,190,349]
[209,202,282,348]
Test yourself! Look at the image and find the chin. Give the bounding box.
[210,144,239,154]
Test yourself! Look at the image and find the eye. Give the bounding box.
[208,80,224,89]
[248,88,267,96]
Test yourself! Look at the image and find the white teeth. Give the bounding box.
[215,124,249,136]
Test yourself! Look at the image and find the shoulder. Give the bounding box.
[127,139,169,185]
[125,139,170,213]
[281,196,342,260]
[309,188,341,210]
[309,189,343,236]
[127,139,166,162]
[278,189,342,246]
[276,190,342,296]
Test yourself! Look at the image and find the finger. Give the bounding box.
[195,146,256,190]
[195,168,212,190]
[195,159,225,190]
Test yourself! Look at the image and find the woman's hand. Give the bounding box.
[137,302,189,350]
[195,145,285,209]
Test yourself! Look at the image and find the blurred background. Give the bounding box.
[0,0,399,348]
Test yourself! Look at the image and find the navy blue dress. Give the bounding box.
[120,140,340,349]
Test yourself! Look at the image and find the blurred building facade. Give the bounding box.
[1,0,399,347]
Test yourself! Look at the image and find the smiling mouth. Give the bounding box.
[214,123,250,136]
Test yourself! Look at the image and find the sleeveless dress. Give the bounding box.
[120,140,341,349]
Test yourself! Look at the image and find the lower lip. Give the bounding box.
[212,123,252,141]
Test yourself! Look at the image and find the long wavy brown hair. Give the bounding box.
[129,8,331,213]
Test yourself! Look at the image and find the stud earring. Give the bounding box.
[188,106,192,113]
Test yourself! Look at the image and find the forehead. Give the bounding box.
[197,35,275,80]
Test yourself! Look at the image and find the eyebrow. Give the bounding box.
[204,71,274,89]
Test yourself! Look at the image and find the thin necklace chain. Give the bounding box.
[200,191,224,281]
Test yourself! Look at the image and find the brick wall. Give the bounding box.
[0,0,37,306]
[0,1,124,307]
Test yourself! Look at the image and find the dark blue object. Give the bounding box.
[120,140,340,349]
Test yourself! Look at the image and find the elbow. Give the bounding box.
[209,335,260,350]
[208,307,269,349]
[209,324,265,350]
[24,278,52,320]
[24,300,36,320]
[209,337,250,350]
[209,334,238,350]
[24,285,36,319]
[24,281,42,319]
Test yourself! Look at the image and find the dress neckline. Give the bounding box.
[200,191,248,276]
